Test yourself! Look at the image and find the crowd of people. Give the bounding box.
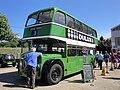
[96,50,120,73]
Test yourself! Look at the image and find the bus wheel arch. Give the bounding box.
[42,59,64,84]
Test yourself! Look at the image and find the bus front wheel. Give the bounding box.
[46,64,63,85]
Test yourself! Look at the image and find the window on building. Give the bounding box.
[112,25,120,31]
[115,37,120,46]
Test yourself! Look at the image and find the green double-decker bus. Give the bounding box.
[18,7,98,84]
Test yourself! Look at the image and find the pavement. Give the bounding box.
[0,62,120,90]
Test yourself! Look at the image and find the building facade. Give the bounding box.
[111,24,120,49]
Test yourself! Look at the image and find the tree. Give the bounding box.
[104,38,111,53]
[0,13,17,41]
[96,36,111,53]
[100,36,104,41]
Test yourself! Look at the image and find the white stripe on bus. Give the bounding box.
[22,36,96,48]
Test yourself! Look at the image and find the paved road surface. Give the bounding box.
[0,64,120,90]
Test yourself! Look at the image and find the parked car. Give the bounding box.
[0,54,16,67]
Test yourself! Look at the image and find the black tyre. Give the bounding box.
[13,63,16,67]
[0,63,4,67]
[0,63,2,67]
[47,64,63,85]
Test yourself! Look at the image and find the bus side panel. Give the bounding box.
[60,58,68,77]
[23,28,31,38]
[50,24,66,37]
[94,38,98,45]
[23,24,52,38]
[37,24,51,36]
[66,56,83,75]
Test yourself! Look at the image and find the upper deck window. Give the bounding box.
[37,11,52,23]
[75,20,83,32]
[54,11,65,25]
[93,30,97,37]
[88,28,97,37]
[66,15,75,29]
[26,14,38,26]
[82,24,88,34]
[26,10,52,26]
[88,28,93,36]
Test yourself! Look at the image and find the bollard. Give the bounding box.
[101,66,106,76]
[94,71,97,80]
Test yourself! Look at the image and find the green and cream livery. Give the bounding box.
[18,7,98,85]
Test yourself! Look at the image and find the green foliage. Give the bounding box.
[23,42,28,48]
[9,41,18,47]
[96,36,111,53]
[0,42,6,47]
[0,41,19,47]
[0,13,21,47]
[0,13,11,41]
[0,13,18,41]
[100,36,104,41]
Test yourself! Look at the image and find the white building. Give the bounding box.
[111,24,120,49]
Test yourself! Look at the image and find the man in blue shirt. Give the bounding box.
[96,51,104,70]
[25,47,42,89]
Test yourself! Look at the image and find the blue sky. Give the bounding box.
[0,0,120,39]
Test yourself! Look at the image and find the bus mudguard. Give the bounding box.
[42,59,64,73]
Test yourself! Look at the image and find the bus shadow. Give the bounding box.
[64,79,83,83]
[0,70,86,88]
[63,71,84,83]
[0,65,13,68]
[0,71,27,88]
[0,71,51,88]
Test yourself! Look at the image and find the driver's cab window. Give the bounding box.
[33,44,47,52]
